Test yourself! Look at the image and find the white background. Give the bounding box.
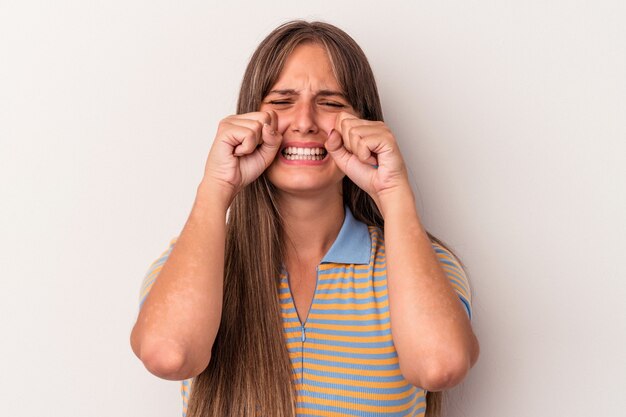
[1,1,625,416]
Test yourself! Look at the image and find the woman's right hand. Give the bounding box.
[200,110,282,202]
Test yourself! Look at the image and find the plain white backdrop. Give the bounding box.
[1,1,625,416]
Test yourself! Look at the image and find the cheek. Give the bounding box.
[275,116,289,134]
[318,113,339,134]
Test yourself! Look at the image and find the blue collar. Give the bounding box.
[321,207,372,265]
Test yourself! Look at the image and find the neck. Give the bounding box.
[278,191,345,264]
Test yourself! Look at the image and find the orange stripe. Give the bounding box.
[296,383,417,402]
[285,338,394,352]
[315,280,387,290]
[300,372,414,390]
[318,264,372,273]
[308,321,390,332]
[301,351,398,366]
[303,361,401,377]
[312,289,389,301]
[297,391,417,413]
[311,300,389,311]
[316,269,387,280]
[307,312,390,321]
[302,332,391,343]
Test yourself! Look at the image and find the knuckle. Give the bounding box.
[341,117,352,129]
[252,111,267,123]
[217,121,231,134]
[242,127,255,138]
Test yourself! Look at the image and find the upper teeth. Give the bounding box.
[283,147,326,156]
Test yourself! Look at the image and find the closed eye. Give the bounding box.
[321,101,346,108]
[266,100,292,105]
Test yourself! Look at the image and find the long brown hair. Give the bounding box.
[187,20,453,417]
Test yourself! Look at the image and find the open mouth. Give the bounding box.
[281,146,328,161]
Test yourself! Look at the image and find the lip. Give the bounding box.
[280,141,326,150]
[279,141,328,166]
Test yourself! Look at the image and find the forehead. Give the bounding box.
[271,42,340,91]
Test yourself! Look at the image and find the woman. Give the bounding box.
[131,20,479,417]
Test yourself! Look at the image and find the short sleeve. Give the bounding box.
[137,237,192,416]
[432,242,473,320]
[138,237,178,309]
[181,379,191,417]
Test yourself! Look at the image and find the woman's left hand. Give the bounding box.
[325,112,411,208]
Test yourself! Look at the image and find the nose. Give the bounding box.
[290,101,318,135]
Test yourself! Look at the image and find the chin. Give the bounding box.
[266,160,344,196]
[267,171,344,197]
[271,180,343,197]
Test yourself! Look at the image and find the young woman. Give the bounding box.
[131,20,479,417]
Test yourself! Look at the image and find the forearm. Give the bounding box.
[130,181,231,380]
[380,185,479,390]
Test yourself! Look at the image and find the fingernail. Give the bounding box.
[328,128,335,138]
[264,123,276,136]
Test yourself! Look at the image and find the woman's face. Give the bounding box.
[260,42,358,198]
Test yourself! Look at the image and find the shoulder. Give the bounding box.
[431,241,472,318]
[367,226,385,259]
[368,225,384,243]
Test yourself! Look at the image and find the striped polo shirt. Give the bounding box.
[139,208,472,417]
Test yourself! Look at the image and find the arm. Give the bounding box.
[130,111,282,380]
[130,183,230,380]
[379,187,479,391]
[326,112,479,391]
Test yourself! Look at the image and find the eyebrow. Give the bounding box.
[267,89,347,99]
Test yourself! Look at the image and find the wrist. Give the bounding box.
[195,179,235,213]
[376,183,420,221]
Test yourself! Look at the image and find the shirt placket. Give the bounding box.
[293,265,319,389]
